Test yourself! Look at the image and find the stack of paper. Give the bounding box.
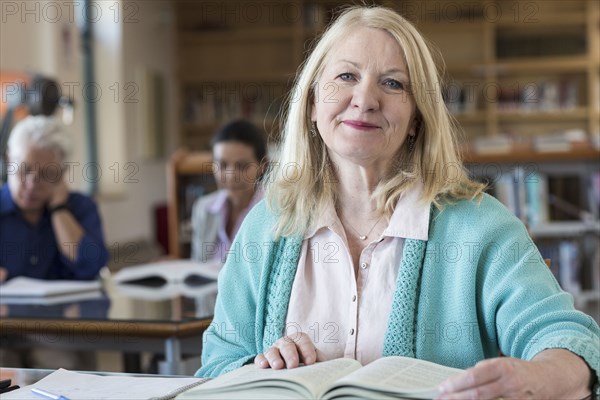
[0,277,103,305]
[1,368,207,400]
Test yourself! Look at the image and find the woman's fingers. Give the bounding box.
[293,333,317,365]
[439,359,500,394]
[436,357,538,400]
[277,339,301,368]
[263,346,286,369]
[254,353,269,368]
[254,332,318,370]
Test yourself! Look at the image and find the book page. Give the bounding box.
[0,289,103,305]
[0,277,101,297]
[113,260,222,284]
[178,358,361,399]
[325,356,462,399]
[1,368,207,400]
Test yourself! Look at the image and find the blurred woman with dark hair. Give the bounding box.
[191,119,267,263]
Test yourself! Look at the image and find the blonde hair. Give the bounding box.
[266,5,484,238]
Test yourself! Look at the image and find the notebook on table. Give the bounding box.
[0,277,102,304]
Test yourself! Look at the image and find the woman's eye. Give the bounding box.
[384,79,405,90]
[337,73,354,81]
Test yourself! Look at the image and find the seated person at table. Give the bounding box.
[0,116,108,369]
[0,115,108,283]
[191,120,267,263]
[197,6,599,399]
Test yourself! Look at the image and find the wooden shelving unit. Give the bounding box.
[411,0,599,143]
[167,150,215,258]
[169,2,600,307]
[462,147,600,164]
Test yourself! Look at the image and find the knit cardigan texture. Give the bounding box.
[196,194,600,380]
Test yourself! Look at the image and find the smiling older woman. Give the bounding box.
[196,6,599,399]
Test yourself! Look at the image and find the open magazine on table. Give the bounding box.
[176,356,462,400]
[112,259,221,301]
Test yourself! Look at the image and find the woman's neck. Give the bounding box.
[334,162,383,215]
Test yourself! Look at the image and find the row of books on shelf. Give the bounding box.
[488,170,600,228]
[471,129,595,154]
[182,2,336,32]
[495,78,580,113]
[182,86,285,128]
[487,170,600,298]
[445,76,581,116]
[496,33,585,59]
[537,239,600,296]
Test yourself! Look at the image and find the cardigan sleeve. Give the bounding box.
[474,196,600,382]
[195,201,273,378]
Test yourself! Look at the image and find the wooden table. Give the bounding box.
[0,277,214,375]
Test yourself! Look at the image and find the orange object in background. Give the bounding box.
[0,71,30,121]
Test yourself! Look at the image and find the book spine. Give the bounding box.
[558,240,581,295]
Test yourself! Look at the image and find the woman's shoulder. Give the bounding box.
[238,199,278,235]
[431,193,525,236]
[439,192,513,216]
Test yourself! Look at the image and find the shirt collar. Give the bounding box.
[304,200,340,239]
[383,183,430,241]
[207,187,264,214]
[0,184,18,216]
[207,190,229,214]
[304,183,431,241]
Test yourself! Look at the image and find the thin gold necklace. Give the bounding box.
[339,213,382,241]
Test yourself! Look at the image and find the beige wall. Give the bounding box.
[98,0,178,247]
[0,0,178,247]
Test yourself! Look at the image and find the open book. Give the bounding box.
[1,368,207,400]
[177,356,462,400]
[113,259,221,301]
[0,276,102,305]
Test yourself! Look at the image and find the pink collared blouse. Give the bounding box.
[285,185,431,365]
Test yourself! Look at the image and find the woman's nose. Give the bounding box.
[351,79,380,112]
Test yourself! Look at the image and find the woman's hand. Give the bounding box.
[436,349,592,399]
[0,267,7,283]
[254,332,318,370]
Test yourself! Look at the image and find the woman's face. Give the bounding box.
[311,27,416,169]
[212,141,261,201]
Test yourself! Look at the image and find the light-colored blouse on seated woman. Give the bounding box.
[191,189,264,263]
[287,184,428,365]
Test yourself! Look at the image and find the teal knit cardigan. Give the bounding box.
[196,194,600,381]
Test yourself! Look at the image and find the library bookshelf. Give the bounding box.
[169,1,600,310]
[173,0,599,151]
[465,149,600,312]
